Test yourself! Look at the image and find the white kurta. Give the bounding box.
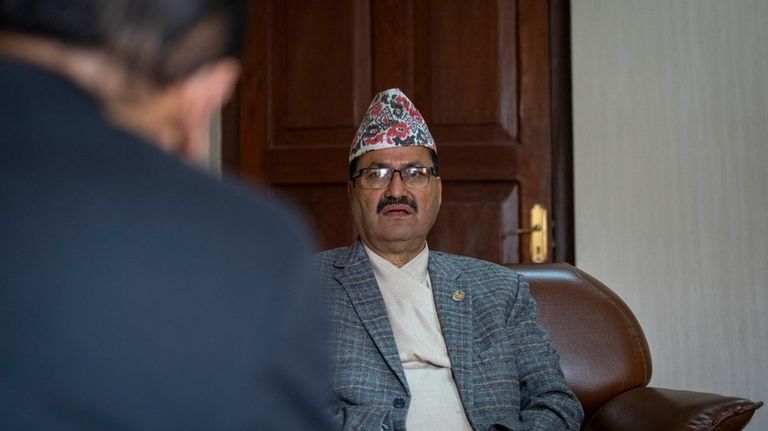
[364,244,472,431]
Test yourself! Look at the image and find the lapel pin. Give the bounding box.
[451,290,466,302]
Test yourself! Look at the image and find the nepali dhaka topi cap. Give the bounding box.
[349,88,436,162]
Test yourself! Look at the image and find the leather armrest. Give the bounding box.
[583,387,763,431]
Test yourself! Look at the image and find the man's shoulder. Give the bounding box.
[430,250,519,277]
[312,246,353,272]
[429,250,526,297]
[314,246,350,260]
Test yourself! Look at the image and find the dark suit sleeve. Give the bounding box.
[254,231,335,431]
[506,275,584,430]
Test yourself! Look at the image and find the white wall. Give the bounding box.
[572,0,768,428]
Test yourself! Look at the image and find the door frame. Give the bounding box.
[221,0,575,264]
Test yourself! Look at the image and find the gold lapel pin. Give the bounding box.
[452,290,466,302]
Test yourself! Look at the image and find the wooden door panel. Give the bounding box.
[270,0,371,184]
[276,0,356,129]
[429,182,519,264]
[420,0,517,139]
[374,0,519,145]
[227,0,569,263]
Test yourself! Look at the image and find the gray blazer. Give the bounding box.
[316,241,584,431]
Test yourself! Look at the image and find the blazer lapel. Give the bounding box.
[429,253,474,409]
[333,241,409,393]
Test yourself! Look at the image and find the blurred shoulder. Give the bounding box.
[215,177,318,265]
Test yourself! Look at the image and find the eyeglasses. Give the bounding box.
[351,166,437,189]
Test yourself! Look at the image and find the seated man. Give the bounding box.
[316,88,584,430]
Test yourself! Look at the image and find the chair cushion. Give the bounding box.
[583,387,764,431]
[510,263,652,417]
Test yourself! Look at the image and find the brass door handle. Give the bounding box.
[501,204,548,263]
[512,224,543,235]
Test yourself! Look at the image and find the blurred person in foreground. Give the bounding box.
[316,88,583,430]
[0,1,329,430]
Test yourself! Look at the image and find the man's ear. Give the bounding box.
[175,59,240,162]
[347,180,355,204]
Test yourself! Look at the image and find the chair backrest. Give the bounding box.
[509,263,653,418]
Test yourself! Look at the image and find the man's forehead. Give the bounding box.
[358,146,432,167]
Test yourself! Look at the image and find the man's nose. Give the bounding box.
[385,171,408,197]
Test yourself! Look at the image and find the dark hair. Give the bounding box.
[0,0,245,85]
[349,148,439,180]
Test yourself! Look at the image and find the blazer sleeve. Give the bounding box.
[328,402,394,431]
[506,274,585,431]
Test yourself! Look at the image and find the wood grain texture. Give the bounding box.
[224,0,569,262]
[572,1,768,429]
[429,182,519,264]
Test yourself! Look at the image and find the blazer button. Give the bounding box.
[393,397,406,408]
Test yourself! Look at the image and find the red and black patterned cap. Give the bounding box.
[349,88,436,162]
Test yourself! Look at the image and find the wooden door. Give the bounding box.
[223,0,573,264]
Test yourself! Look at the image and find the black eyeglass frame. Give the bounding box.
[350,166,438,189]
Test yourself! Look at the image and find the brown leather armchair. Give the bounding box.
[511,263,763,431]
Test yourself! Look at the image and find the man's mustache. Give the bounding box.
[377,196,418,214]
